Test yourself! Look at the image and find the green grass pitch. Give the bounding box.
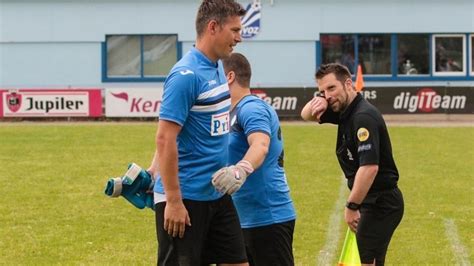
[0,123,472,264]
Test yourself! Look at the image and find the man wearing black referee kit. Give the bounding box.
[301,63,404,266]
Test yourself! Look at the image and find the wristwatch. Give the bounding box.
[346,201,361,210]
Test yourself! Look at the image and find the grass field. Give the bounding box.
[0,123,472,265]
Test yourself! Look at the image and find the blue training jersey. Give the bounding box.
[154,47,230,201]
[229,95,296,228]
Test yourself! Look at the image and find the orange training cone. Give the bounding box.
[355,64,364,92]
[338,228,361,266]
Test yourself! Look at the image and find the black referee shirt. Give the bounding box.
[320,93,399,194]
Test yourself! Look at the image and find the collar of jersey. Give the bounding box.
[340,93,363,120]
[191,47,219,68]
[231,94,255,113]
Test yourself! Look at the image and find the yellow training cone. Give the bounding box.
[338,228,361,266]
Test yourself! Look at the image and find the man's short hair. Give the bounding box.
[222,53,252,88]
[196,0,246,37]
[316,63,352,84]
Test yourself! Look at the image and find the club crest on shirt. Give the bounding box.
[211,111,230,136]
[357,127,369,142]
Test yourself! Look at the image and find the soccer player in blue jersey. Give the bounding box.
[212,53,296,266]
[147,1,248,265]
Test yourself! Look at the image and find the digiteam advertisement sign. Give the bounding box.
[241,1,261,39]
[360,87,472,114]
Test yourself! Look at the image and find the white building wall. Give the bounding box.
[1,0,473,87]
[1,42,101,86]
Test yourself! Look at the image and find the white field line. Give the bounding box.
[443,218,471,265]
[317,176,347,265]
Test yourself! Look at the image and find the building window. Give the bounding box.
[107,35,141,77]
[358,34,391,75]
[104,34,178,81]
[321,34,355,74]
[319,33,473,81]
[398,34,429,75]
[143,35,178,77]
[433,34,466,76]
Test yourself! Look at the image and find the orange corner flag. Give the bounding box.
[338,228,361,266]
[355,64,364,92]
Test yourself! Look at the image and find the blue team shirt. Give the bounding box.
[154,48,230,201]
[229,95,296,228]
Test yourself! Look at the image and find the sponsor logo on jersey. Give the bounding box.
[357,128,369,142]
[211,111,230,136]
[241,2,261,39]
[180,70,194,76]
[358,144,372,152]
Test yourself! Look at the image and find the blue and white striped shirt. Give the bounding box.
[154,48,230,201]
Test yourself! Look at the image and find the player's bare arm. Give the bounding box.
[212,132,269,195]
[243,132,270,169]
[147,150,159,178]
[156,120,191,238]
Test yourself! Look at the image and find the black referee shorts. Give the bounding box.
[357,187,404,265]
[242,220,295,266]
[155,194,247,266]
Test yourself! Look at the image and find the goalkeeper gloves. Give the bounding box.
[211,160,254,195]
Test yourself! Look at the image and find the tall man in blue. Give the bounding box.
[147,1,248,265]
[212,53,296,266]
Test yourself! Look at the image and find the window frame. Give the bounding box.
[316,33,474,82]
[102,34,181,82]
[470,34,474,76]
[356,33,393,77]
[432,34,466,77]
[396,34,431,77]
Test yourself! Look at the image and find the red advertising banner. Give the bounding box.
[0,89,102,117]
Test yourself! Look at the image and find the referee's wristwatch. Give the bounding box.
[345,201,361,211]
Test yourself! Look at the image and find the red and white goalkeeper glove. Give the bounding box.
[211,160,254,195]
